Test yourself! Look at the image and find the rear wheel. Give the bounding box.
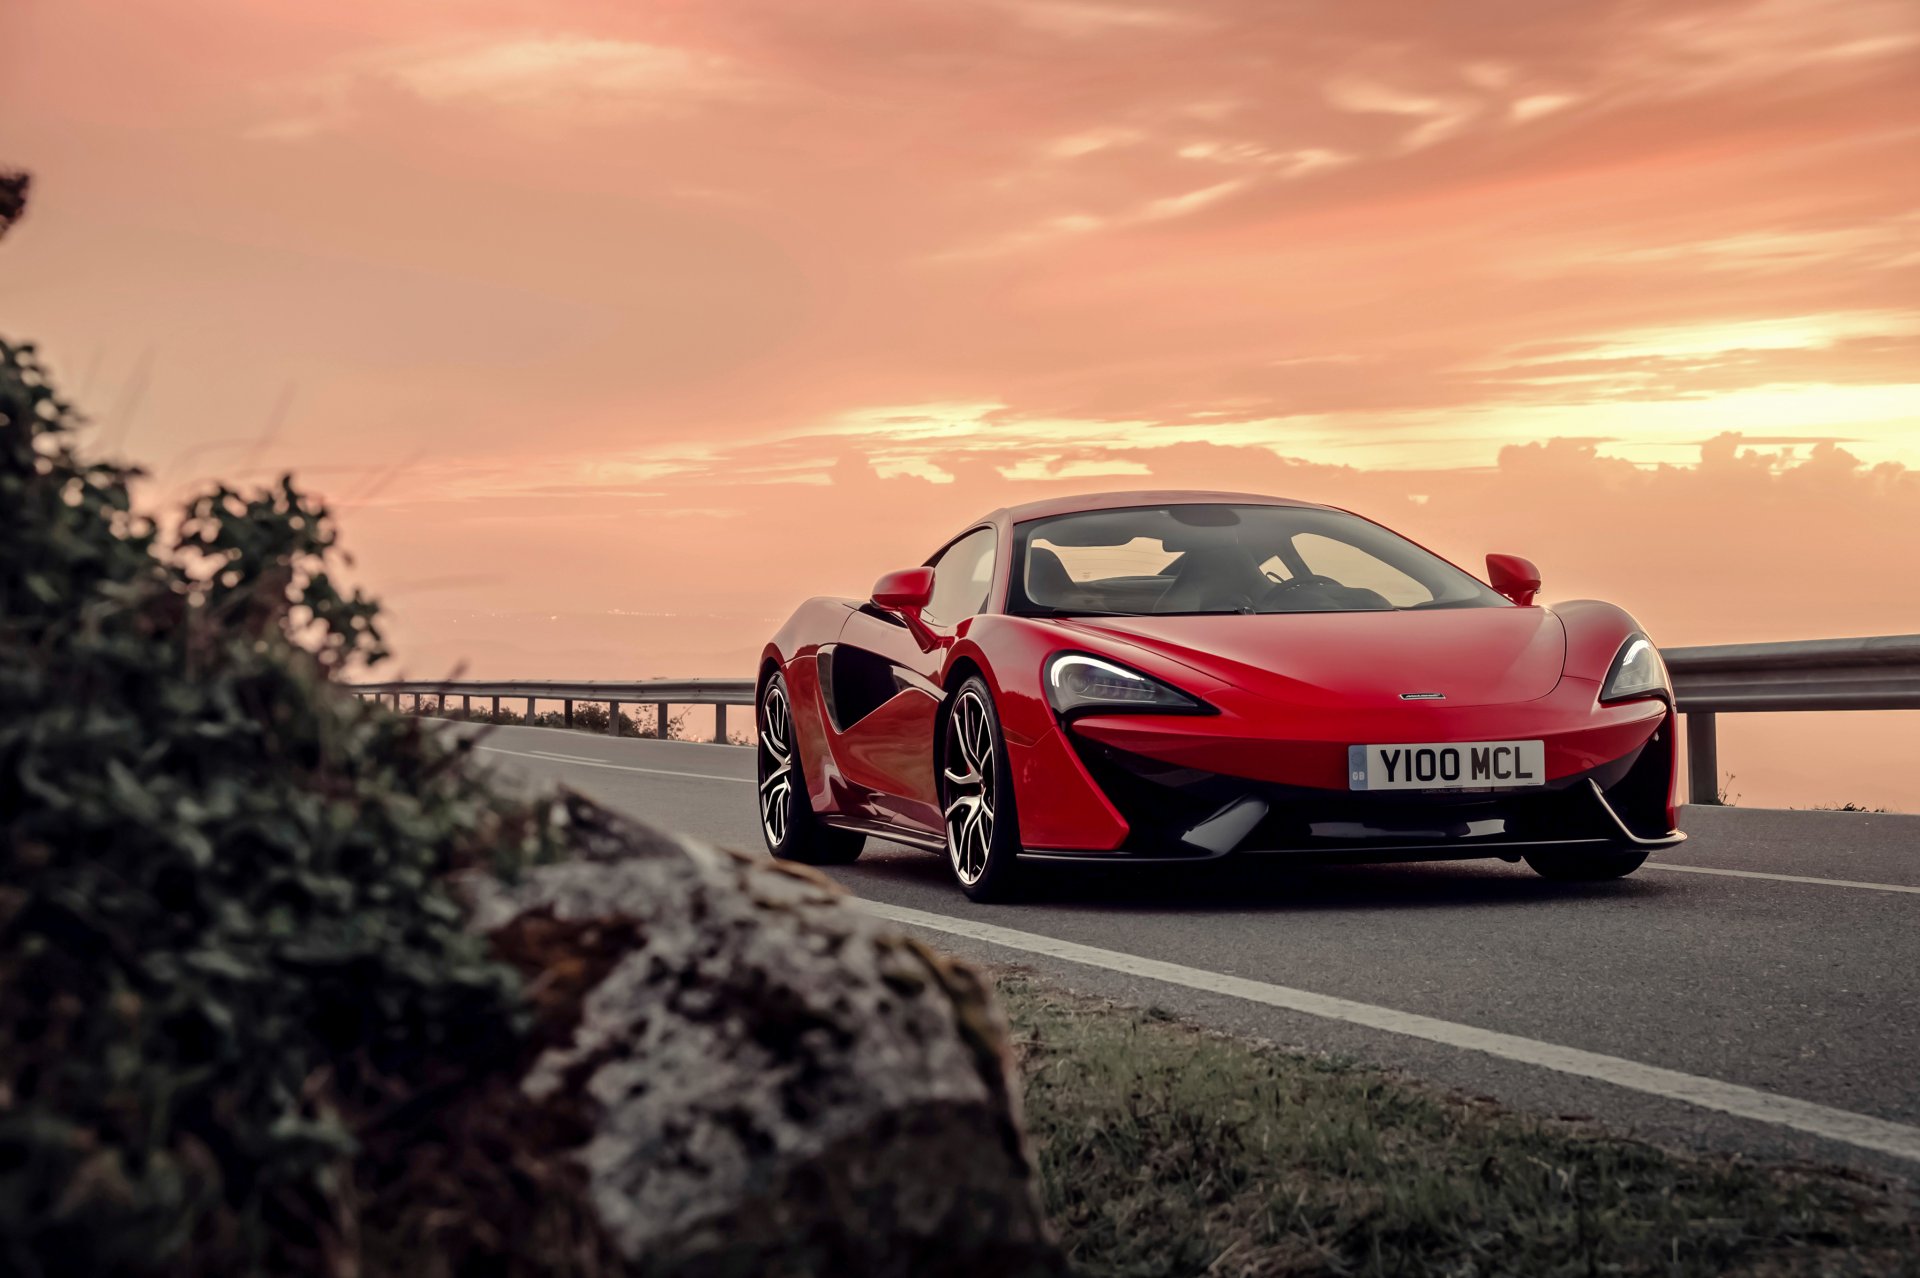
[1524,847,1649,881]
[941,676,1022,902]
[758,672,864,865]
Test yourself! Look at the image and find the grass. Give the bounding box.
[994,970,1919,1278]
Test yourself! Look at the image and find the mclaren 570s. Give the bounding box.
[756,491,1682,901]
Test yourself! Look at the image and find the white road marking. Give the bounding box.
[475,744,750,785]
[863,900,1920,1165]
[473,740,1919,1155]
[1649,863,1920,896]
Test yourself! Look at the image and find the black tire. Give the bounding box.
[1524,847,1649,881]
[757,671,864,865]
[940,675,1022,902]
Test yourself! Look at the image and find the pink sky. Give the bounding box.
[2,0,1917,808]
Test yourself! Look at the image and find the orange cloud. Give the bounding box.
[2,0,1915,805]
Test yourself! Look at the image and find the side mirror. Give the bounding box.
[871,567,934,612]
[871,567,940,651]
[1486,553,1541,607]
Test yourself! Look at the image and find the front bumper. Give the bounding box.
[1019,681,1682,862]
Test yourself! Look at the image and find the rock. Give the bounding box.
[466,795,1062,1278]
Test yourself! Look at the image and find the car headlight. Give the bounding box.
[1045,653,1209,717]
[1600,633,1670,704]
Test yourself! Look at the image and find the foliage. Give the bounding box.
[0,329,569,1276]
[0,171,26,239]
[409,698,703,741]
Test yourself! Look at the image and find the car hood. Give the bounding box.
[1054,607,1567,708]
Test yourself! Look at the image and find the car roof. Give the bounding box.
[978,489,1333,527]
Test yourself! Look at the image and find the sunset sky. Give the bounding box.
[2,0,1917,808]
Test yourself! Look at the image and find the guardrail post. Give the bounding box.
[526,696,535,721]
[608,700,622,737]
[1687,711,1720,805]
[461,694,470,715]
[564,699,574,728]
[655,703,669,739]
[491,695,500,719]
[713,703,728,744]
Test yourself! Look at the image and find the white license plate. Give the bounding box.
[1347,741,1545,791]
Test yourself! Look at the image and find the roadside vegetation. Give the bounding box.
[404,697,693,739]
[0,234,603,1271]
[401,696,756,746]
[998,970,1918,1278]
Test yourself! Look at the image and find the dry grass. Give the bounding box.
[995,970,1919,1278]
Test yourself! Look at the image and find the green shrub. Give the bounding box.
[437,704,691,739]
[570,702,612,733]
[0,330,570,1275]
[0,171,26,236]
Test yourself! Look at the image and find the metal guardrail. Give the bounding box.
[354,633,1920,801]
[352,678,755,743]
[1664,634,1920,805]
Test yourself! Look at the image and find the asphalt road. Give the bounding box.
[462,721,1920,1180]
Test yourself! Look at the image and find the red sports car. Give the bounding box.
[756,491,1683,900]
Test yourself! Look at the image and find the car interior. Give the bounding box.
[1015,505,1502,616]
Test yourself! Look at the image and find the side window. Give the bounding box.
[923,528,997,625]
[1292,533,1433,606]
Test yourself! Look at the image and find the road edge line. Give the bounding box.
[1650,863,1920,895]
[862,900,1920,1165]
[474,744,749,784]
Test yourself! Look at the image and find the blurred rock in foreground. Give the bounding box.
[471,796,1062,1278]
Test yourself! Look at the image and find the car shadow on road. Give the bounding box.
[838,843,1674,914]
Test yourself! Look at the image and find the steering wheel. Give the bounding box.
[1264,573,1343,595]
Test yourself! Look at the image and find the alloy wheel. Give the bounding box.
[943,687,997,886]
[758,683,794,848]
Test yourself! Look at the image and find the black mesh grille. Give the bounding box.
[1070,728,1669,856]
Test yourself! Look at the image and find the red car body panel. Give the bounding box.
[1007,725,1132,851]
[1054,609,1569,708]
[759,490,1684,863]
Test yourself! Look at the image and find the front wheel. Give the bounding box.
[758,672,864,865]
[1524,847,1649,881]
[941,676,1022,902]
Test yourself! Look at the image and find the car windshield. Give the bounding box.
[1010,504,1507,616]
